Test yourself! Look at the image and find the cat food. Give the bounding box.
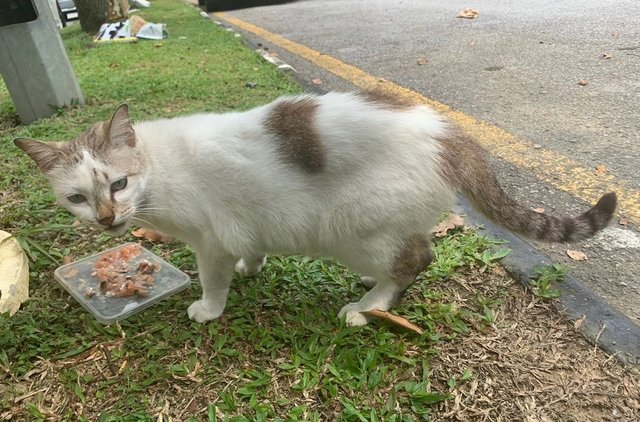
[90,243,155,297]
[54,243,190,324]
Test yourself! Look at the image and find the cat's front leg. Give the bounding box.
[188,247,236,323]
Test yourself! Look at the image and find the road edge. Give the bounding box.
[457,196,640,365]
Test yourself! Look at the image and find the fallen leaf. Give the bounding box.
[574,315,586,330]
[595,164,606,174]
[602,53,612,59]
[567,249,587,261]
[619,216,629,226]
[0,231,29,316]
[577,79,588,86]
[62,255,75,265]
[360,310,424,334]
[532,208,545,214]
[72,220,82,228]
[432,213,465,237]
[312,78,323,86]
[154,43,163,48]
[417,58,428,65]
[457,8,479,19]
[131,228,172,243]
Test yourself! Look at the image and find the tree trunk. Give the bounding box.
[75,0,109,34]
[75,0,129,34]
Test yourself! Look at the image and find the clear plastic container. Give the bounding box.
[54,243,190,324]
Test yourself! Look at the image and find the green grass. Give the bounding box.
[0,1,515,419]
[529,264,565,299]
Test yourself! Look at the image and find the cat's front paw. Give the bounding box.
[338,302,371,327]
[187,299,224,323]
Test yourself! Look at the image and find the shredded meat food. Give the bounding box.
[90,244,159,298]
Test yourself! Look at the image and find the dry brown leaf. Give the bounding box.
[577,79,588,86]
[457,8,479,19]
[567,249,587,261]
[62,255,75,265]
[417,58,429,65]
[131,228,172,243]
[360,310,424,334]
[574,315,586,330]
[0,231,29,316]
[595,164,606,174]
[619,216,629,226]
[312,78,323,86]
[432,213,465,237]
[532,207,545,214]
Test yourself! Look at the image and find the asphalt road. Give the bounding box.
[215,0,640,324]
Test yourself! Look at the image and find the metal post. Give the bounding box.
[0,0,85,124]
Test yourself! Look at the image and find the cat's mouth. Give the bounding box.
[104,222,129,236]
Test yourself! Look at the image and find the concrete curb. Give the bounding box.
[457,196,640,365]
[200,5,640,366]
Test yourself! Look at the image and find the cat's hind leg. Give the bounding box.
[339,234,433,326]
[235,255,267,277]
[188,247,236,323]
[359,276,377,288]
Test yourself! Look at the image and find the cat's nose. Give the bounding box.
[97,215,115,227]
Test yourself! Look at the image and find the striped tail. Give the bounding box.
[437,128,617,242]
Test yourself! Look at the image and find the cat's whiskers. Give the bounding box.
[131,216,162,231]
[133,210,169,220]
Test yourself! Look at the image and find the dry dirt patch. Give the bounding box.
[429,271,640,421]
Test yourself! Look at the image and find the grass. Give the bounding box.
[2,1,637,421]
[529,264,565,299]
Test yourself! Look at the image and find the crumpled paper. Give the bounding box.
[0,230,29,316]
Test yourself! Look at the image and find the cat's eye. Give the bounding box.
[111,177,128,192]
[67,194,86,204]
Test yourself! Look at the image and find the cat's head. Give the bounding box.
[14,105,147,236]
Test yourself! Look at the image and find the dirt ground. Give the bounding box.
[429,268,640,421]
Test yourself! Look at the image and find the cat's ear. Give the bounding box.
[14,138,63,173]
[107,104,136,148]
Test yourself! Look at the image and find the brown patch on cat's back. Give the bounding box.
[265,97,325,173]
[357,89,417,111]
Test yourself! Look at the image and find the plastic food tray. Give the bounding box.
[54,243,190,324]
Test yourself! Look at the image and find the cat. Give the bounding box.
[15,91,617,326]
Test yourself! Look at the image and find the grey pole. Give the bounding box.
[0,0,85,124]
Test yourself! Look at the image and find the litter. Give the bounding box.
[94,16,167,43]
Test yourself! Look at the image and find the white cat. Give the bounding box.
[15,91,616,326]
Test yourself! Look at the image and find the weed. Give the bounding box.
[530,264,565,299]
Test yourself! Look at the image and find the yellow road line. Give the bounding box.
[216,13,639,223]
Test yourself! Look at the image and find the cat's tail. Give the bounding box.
[438,128,617,242]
